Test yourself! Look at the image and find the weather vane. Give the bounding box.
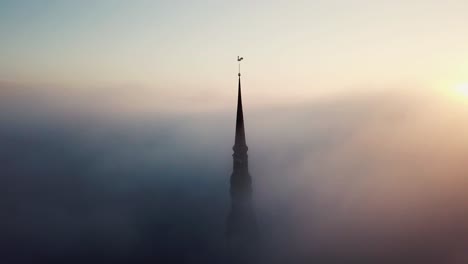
[237,56,244,76]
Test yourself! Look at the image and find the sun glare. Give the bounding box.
[455,83,468,97]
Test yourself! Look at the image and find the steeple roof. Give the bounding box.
[233,73,247,152]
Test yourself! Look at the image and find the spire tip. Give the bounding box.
[237,56,243,77]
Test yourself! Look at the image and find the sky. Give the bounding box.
[1,0,468,113]
[1,1,468,263]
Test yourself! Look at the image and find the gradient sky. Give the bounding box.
[1,0,468,113]
[2,2,468,262]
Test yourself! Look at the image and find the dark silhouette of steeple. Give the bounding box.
[226,63,257,243]
[231,72,249,183]
[234,72,247,154]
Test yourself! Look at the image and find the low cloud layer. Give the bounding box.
[1,83,467,263]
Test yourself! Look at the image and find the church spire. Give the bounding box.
[227,57,257,242]
[232,56,249,172]
[233,72,248,153]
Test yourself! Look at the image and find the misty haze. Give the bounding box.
[1,1,468,263]
[2,81,467,263]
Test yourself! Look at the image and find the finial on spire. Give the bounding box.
[237,56,244,77]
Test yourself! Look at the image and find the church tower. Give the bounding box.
[226,57,257,240]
